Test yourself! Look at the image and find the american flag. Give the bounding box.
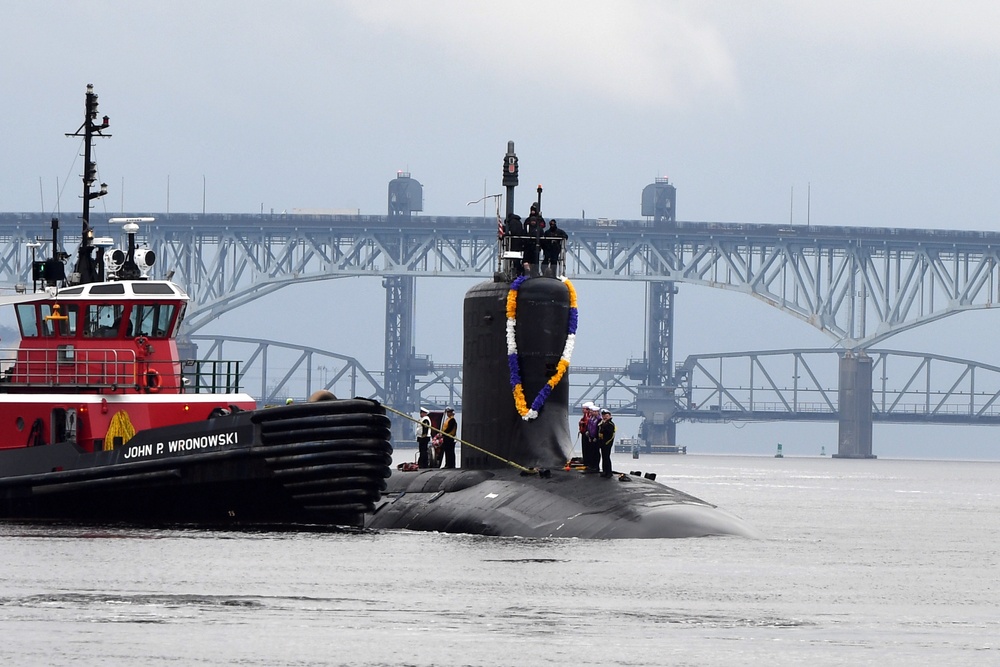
[497,214,505,239]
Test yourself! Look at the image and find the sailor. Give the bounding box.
[542,219,567,276]
[506,214,526,276]
[581,401,600,473]
[523,203,545,274]
[578,402,592,464]
[597,408,616,478]
[416,407,432,468]
[577,401,593,466]
[440,406,458,469]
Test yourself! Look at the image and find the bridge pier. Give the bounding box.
[635,280,682,452]
[383,275,418,443]
[639,417,678,452]
[635,181,681,452]
[835,351,876,459]
[636,385,680,452]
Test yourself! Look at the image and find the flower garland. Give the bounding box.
[506,275,579,420]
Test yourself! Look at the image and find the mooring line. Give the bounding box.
[382,405,533,473]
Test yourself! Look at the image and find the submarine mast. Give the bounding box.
[460,142,573,469]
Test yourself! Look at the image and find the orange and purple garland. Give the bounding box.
[506,275,579,420]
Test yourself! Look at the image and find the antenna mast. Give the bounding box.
[65,83,111,283]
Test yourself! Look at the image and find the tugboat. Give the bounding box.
[366,142,760,538]
[0,85,392,526]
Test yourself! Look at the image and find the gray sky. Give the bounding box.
[5,2,999,227]
[4,1,1000,459]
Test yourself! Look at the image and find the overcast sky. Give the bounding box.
[4,2,1000,458]
[5,2,1000,227]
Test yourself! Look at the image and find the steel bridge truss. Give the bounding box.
[8,213,1000,351]
[188,335,383,406]
[678,348,1000,424]
[187,336,1000,426]
[563,226,1000,350]
[152,219,1000,348]
[5,213,1000,442]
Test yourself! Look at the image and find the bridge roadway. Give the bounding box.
[4,211,1000,456]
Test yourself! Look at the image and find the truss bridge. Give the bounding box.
[4,209,1000,457]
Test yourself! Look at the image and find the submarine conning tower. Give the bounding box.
[462,276,574,470]
[365,141,763,540]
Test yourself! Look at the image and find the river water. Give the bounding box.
[2,454,998,666]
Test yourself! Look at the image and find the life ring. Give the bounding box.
[145,369,161,393]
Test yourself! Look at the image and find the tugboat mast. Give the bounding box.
[65,83,111,284]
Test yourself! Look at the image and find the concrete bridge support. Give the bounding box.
[835,351,876,459]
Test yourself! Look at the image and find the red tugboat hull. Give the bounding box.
[1,399,392,527]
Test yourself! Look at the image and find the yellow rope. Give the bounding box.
[383,405,534,473]
[104,409,136,451]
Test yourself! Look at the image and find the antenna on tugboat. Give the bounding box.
[65,84,111,285]
[107,218,156,280]
[41,217,67,287]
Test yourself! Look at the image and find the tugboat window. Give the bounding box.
[84,304,125,338]
[89,284,126,295]
[16,304,39,338]
[131,304,176,338]
[132,284,175,295]
[40,304,77,337]
[66,305,78,336]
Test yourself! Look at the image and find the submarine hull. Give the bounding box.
[366,468,761,539]
[369,266,760,538]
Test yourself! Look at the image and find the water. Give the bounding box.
[2,455,998,666]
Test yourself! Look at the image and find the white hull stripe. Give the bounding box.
[0,393,256,405]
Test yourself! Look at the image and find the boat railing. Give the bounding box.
[0,345,139,388]
[181,359,244,394]
[498,234,566,279]
[0,348,246,394]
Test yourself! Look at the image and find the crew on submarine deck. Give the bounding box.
[597,408,616,478]
[416,407,432,468]
[439,407,458,469]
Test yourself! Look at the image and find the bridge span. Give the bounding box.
[4,210,1000,457]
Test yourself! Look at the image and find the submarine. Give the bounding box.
[365,143,760,539]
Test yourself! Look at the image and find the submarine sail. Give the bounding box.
[462,277,572,470]
[365,142,760,539]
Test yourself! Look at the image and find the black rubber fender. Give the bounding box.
[265,450,393,467]
[256,438,393,457]
[251,399,385,424]
[282,475,388,493]
[258,412,391,433]
[260,424,391,446]
[268,461,392,479]
[267,464,392,482]
[289,487,385,504]
[301,502,372,515]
